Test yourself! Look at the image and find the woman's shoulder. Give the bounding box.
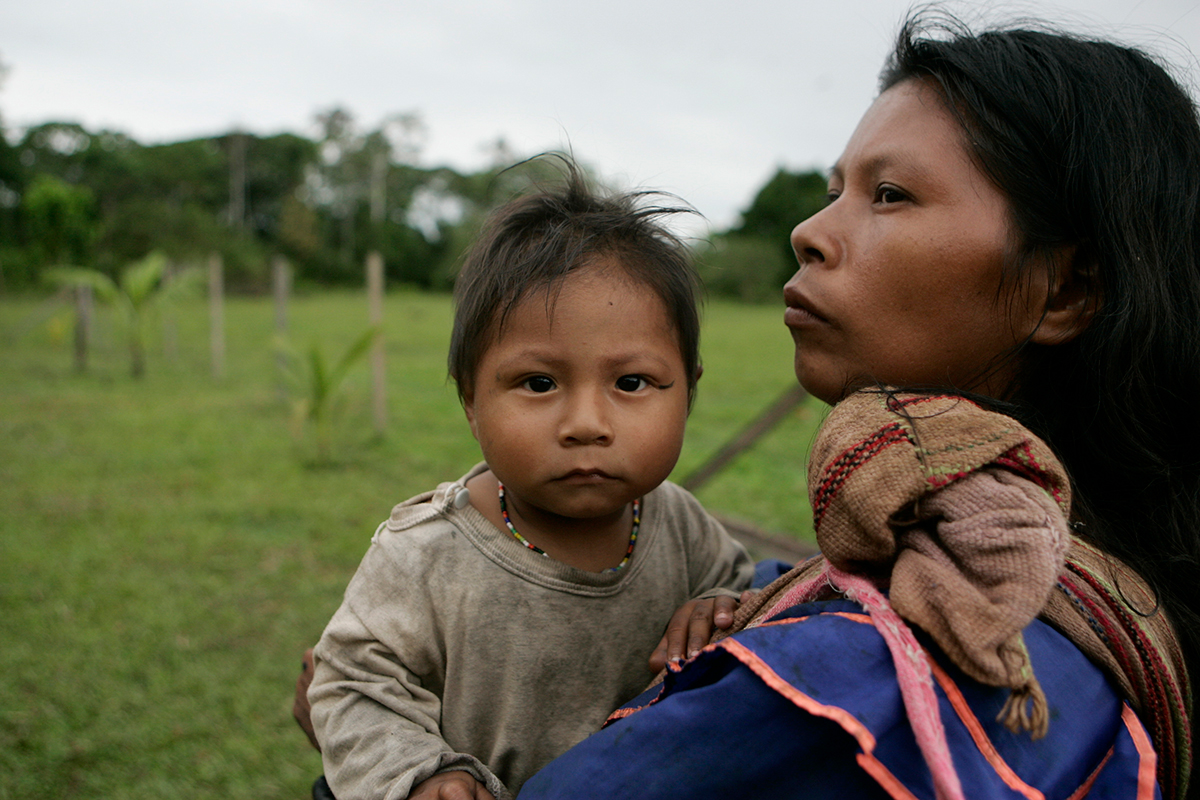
[608,603,1136,800]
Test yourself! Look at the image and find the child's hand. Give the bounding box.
[648,591,754,673]
[293,647,320,751]
[410,771,495,800]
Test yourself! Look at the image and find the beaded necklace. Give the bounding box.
[497,482,640,572]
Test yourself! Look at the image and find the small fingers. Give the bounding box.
[412,772,479,800]
[648,637,670,674]
[712,595,739,629]
[685,599,716,658]
[652,595,744,673]
[662,601,699,665]
[439,780,475,800]
[293,647,320,751]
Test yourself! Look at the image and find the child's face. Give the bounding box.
[784,78,1052,405]
[463,259,689,521]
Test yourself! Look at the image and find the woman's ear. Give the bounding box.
[1030,246,1102,345]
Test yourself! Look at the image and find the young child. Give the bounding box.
[307,161,755,800]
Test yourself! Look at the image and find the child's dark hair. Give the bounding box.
[882,10,1200,782]
[448,156,702,405]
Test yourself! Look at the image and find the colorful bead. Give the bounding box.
[497,482,640,572]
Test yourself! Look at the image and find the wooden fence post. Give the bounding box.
[162,261,178,363]
[273,255,290,399]
[73,284,92,373]
[367,251,386,435]
[209,252,225,380]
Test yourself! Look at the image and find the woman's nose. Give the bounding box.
[559,389,613,445]
[790,207,833,268]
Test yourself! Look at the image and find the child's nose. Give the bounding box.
[559,389,613,445]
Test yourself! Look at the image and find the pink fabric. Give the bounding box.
[759,562,965,800]
[832,567,965,800]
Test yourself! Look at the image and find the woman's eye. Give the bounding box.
[876,186,907,205]
[824,189,840,206]
[616,375,650,392]
[523,376,556,393]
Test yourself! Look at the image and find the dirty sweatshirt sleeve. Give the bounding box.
[658,481,756,600]
[308,517,510,800]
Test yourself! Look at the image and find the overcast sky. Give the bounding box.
[3,0,1200,237]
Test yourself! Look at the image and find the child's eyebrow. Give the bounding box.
[597,353,676,372]
[496,350,675,371]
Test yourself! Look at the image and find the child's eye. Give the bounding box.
[615,375,650,392]
[523,376,556,393]
[824,189,840,206]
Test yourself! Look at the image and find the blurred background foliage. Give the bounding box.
[0,53,833,797]
[0,102,827,297]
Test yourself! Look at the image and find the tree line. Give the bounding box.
[0,105,826,300]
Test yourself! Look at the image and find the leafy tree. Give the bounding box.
[295,108,448,286]
[732,168,828,241]
[277,194,325,267]
[21,174,96,268]
[0,54,22,260]
[1,105,575,293]
[699,167,829,301]
[694,235,792,303]
[232,132,316,240]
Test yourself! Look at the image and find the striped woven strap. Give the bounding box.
[1041,536,1193,800]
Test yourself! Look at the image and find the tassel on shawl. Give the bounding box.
[999,681,1049,740]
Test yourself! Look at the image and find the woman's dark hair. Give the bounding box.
[448,156,702,405]
[881,10,1200,788]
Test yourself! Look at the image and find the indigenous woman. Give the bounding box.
[520,12,1199,800]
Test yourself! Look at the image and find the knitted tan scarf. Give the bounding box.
[720,389,1192,800]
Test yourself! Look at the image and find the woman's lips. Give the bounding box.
[783,285,830,329]
[784,303,828,328]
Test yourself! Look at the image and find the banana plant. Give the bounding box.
[47,252,198,378]
[277,325,380,464]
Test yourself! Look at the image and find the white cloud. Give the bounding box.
[2,0,1199,236]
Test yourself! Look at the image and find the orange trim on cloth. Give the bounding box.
[928,659,1044,800]
[855,753,922,800]
[718,637,922,800]
[755,610,872,628]
[1122,704,1160,800]
[719,638,878,752]
[606,704,644,721]
[621,610,1150,800]
[1065,748,1114,800]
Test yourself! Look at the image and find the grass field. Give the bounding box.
[0,288,825,799]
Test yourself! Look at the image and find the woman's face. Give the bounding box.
[784,79,1050,405]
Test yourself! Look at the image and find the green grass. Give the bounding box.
[0,289,824,799]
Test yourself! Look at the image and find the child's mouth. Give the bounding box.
[559,469,615,482]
